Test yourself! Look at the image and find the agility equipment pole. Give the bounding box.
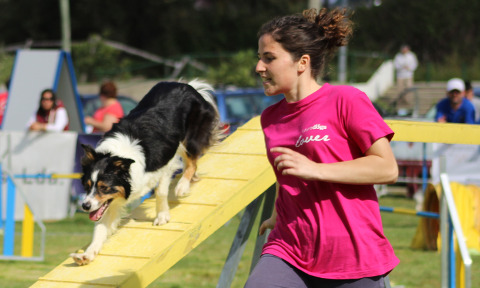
[21,205,34,257]
[379,206,439,219]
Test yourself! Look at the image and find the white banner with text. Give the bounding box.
[0,131,77,220]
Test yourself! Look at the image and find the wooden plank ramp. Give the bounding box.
[32,116,276,288]
[31,118,480,287]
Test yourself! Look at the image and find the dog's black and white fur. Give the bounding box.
[70,80,222,265]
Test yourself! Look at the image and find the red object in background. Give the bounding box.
[221,123,230,135]
[397,160,432,198]
[0,91,8,126]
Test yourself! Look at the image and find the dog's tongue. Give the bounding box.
[89,202,108,221]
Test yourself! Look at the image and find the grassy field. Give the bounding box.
[1,191,479,288]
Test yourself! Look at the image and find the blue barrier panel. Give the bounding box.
[4,175,15,256]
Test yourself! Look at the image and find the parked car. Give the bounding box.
[474,87,480,97]
[79,94,138,117]
[214,88,283,133]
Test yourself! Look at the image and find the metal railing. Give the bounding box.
[389,86,420,117]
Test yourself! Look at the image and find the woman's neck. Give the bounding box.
[284,78,322,103]
[104,98,117,107]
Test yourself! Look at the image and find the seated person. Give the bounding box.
[27,89,69,131]
[435,78,475,124]
[84,81,124,133]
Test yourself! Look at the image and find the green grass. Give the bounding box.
[0,215,94,287]
[1,192,479,288]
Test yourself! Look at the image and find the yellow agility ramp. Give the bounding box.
[32,117,275,288]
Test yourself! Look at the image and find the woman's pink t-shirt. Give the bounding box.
[260,83,399,279]
[92,101,124,132]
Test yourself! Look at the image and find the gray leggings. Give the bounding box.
[245,254,386,288]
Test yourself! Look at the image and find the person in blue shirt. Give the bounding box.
[435,78,476,124]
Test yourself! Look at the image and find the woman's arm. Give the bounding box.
[259,182,278,236]
[45,107,69,131]
[84,113,118,132]
[271,137,398,185]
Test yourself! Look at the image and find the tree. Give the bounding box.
[351,0,480,62]
[207,49,258,87]
[0,51,14,85]
[72,35,132,82]
[1,1,479,82]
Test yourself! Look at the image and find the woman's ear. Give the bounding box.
[298,55,310,72]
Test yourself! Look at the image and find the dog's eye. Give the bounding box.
[96,182,111,194]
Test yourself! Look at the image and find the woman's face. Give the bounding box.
[41,91,54,110]
[256,34,300,97]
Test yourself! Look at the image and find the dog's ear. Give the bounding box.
[108,156,135,173]
[81,144,97,167]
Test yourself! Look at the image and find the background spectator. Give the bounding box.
[435,78,475,124]
[394,44,418,109]
[84,81,124,133]
[28,89,69,131]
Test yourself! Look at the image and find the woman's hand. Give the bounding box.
[29,122,46,131]
[271,147,319,180]
[84,116,94,125]
[84,114,117,132]
[259,216,276,236]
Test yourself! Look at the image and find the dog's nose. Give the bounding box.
[82,202,91,211]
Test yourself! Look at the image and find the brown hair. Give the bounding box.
[99,81,117,99]
[257,8,353,79]
[37,89,57,116]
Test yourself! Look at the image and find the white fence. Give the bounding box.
[353,60,395,101]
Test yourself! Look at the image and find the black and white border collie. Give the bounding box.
[70,80,223,265]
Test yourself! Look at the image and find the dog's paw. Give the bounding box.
[153,211,171,226]
[70,250,95,266]
[175,178,191,197]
